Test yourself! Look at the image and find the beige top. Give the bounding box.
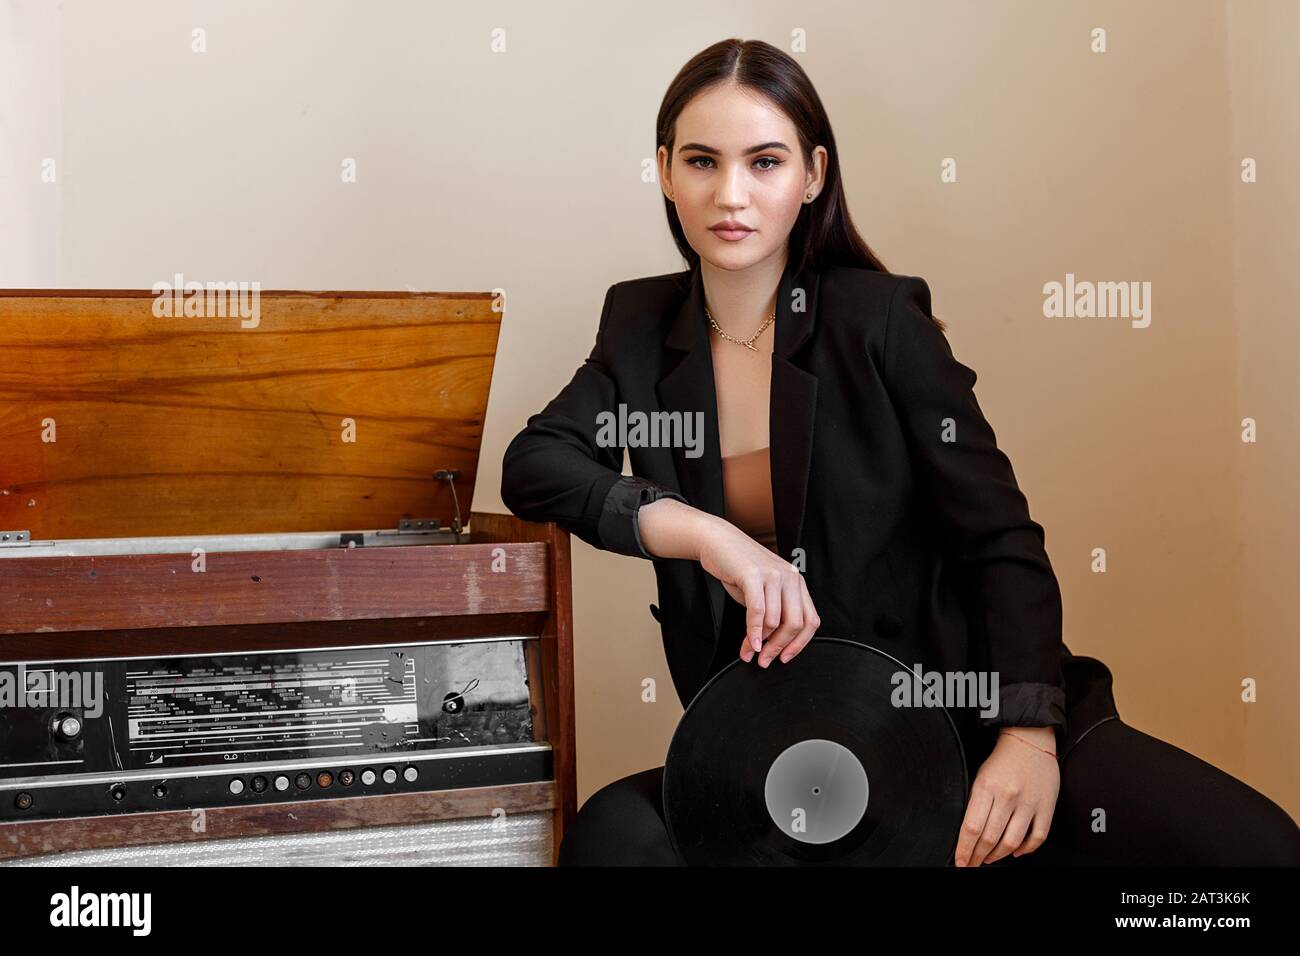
[710,300,779,553]
[722,445,779,553]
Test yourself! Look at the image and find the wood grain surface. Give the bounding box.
[0,289,501,540]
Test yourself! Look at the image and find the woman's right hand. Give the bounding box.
[696,521,821,667]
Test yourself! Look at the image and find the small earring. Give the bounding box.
[805,191,813,201]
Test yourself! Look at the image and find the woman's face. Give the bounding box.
[659,82,826,273]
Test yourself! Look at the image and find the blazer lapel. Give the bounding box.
[656,257,821,642]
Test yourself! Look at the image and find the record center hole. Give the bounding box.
[812,787,821,795]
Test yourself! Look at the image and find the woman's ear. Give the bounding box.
[805,145,828,200]
[657,145,675,202]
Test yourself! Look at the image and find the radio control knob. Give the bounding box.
[228,778,245,795]
[382,767,398,784]
[54,715,82,740]
[274,775,290,792]
[403,766,418,782]
[360,768,377,786]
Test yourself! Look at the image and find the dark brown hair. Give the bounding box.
[657,38,946,331]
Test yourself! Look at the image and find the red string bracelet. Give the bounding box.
[998,729,1059,759]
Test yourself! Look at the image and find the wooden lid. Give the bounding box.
[0,288,501,540]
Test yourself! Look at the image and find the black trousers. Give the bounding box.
[559,599,1300,866]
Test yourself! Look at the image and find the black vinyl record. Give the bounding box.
[663,637,968,865]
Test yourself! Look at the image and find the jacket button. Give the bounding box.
[648,603,662,623]
[872,612,902,639]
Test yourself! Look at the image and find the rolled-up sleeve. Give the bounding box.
[500,284,685,559]
[881,275,1066,731]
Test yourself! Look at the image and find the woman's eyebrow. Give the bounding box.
[677,141,791,155]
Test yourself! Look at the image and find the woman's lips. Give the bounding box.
[710,227,754,241]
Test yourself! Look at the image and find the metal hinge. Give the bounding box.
[0,530,31,548]
[384,469,464,543]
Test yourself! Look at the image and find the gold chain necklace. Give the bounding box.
[705,304,776,352]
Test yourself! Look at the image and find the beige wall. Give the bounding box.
[4,0,1294,814]
[1228,0,1300,818]
[0,0,59,286]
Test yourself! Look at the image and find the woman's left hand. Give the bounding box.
[954,726,1060,866]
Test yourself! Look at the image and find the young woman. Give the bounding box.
[500,39,1300,866]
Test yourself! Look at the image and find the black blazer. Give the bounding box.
[501,258,1118,758]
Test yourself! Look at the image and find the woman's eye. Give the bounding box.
[754,156,782,171]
